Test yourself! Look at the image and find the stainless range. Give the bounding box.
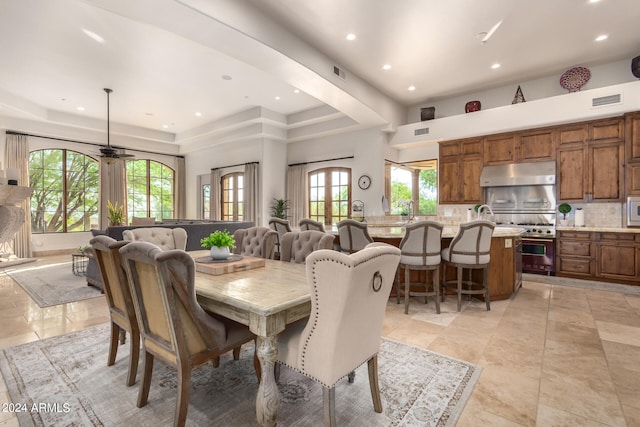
[481,161,557,275]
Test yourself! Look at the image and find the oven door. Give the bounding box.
[522,238,555,275]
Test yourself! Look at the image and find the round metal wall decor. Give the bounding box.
[632,55,640,79]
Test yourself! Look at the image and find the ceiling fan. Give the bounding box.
[98,88,134,163]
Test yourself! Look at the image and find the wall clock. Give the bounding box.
[358,174,371,190]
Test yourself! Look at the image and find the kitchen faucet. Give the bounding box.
[477,204,494,220]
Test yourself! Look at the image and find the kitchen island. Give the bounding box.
[333,223,524,301]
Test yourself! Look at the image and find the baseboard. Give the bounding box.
[32,248,77,257]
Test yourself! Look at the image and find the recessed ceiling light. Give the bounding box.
[81,28,104,44]
[491,63,501,69]
[293,89,300,94]
[408,86,416,91]
[76,106,85,111]
[162,124,169,129]
[588,0,601,3]
[145,112,153,116]
[195,112,202,117]
[221,75,232,80]
[345,33,356,41]
[595,34,608,42]
[382,64,392,70]
[275,96,281,100]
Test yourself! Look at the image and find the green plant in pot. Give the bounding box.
[201,230,236,260]
[107,200,125,226]
[558,203,572,226]
[270,198,289,219]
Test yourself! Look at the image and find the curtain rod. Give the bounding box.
[5,130,185,159]
[211,161,259,171]
[288,155,354,167]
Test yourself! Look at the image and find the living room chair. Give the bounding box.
[130,216,156,226]
[119,242,256,427]
[299,218,326,232]
[122,227,187,251]
[337,219,373,254]
[90,235,139,386]
[441,220,495,312]
[398,220,443,314]
[232,226,278,259]
[279,230,334,263]
[276,243,401,426]
[268,218,292,259]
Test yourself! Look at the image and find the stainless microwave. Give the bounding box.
[628,197,640,226]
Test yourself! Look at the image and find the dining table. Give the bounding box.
[191,251,310,427]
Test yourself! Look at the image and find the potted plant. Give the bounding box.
[201,230,236,260]
[558,203,572,226]
[107,200,125,226]
[270,198,289,219]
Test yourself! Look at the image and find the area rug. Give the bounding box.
[0,324,480,426]
[5,262,102,307]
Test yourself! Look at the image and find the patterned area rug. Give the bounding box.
[5,261,102,307]
[0,324,480,426]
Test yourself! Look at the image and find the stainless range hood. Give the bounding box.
[480,161,556,187]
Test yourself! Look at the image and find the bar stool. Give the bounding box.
[398,221,443,314]
[441,220,495,312]
[337,219,373,253]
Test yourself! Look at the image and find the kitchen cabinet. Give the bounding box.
[518,129,555,162]
[557,124,588,146]
[483,134,516,165]
[439,138,483,204]
[596,233,640,283]
[556,230,594,278]
[557,117,624,202]
[625,112,640,196]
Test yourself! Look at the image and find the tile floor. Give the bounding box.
[1,255,639,426]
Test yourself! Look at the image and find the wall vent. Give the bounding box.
[414,127,429,136]
[333,65,346,80]
[592,94,621,107]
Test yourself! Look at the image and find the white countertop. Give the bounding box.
[557,226,640,234]
[332,224,525,239]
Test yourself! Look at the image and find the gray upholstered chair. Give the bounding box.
[130,216,156,226]
[232,226,278,259]
[122,227,187,251]
[441,220,495,312]
[269,217,292,258]
[398,221,443,314]
[279,230,335,264]
[337,219,373,254]
[90,235,139,386]
[119,242,256,427]
[276,243,401,426]
[299,218,326,232]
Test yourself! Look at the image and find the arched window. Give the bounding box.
[308,167,351,225]
[221,172,243,220]
[29,149,99,233]
[126,159,174,221]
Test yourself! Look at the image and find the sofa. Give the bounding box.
[86,220,253,290]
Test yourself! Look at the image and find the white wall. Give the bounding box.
[261,139,287,225]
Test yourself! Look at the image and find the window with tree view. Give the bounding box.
[309,167,350,225]
[126,159,174,222]
[387,160,437,216]
[221,172,243,221]
[29,149,99,233]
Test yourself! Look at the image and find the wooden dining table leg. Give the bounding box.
[256,335,279,427]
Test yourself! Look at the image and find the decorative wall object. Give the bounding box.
[632,55,640,79]
[465,100,481,113]
[559,66,591,92]
[420,107,435,121]
[512,85,526,104]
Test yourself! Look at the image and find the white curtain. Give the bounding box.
[244,163,259,225]
[209,169,221,220]
[4,134,32,257]
[99,159,127,228]
[286,164,307,228]
[174,156,186,219]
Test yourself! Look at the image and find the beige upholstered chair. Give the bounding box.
[119,242,256,427]
[337,219,373,254]
[299,218,326,232]
[398,221,444,314]
[441,220,495,312]
[277,243,401,426]
[268,217,292,258]
[279,230,335,263]
[130,216,156,226]
[122,227,187,251]
[90,235,139,386]
[232,226,278,259]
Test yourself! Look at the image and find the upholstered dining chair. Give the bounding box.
[122,227,187,251]
[119,242,256,427]
[276,243,401,426]
[299,218,326,232]
[268,217,292,259]
[130,216,156,226]
[337,219,373,254]
[232,226,278,259]
[90,235,139,386]
[441,220,495,312]
[279,230,335,263]
[398,221,444,314]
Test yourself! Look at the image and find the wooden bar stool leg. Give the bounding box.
[456,265,463,312]
[484,265,491,311]
[404,266,410,314]
[434,266,440,314]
